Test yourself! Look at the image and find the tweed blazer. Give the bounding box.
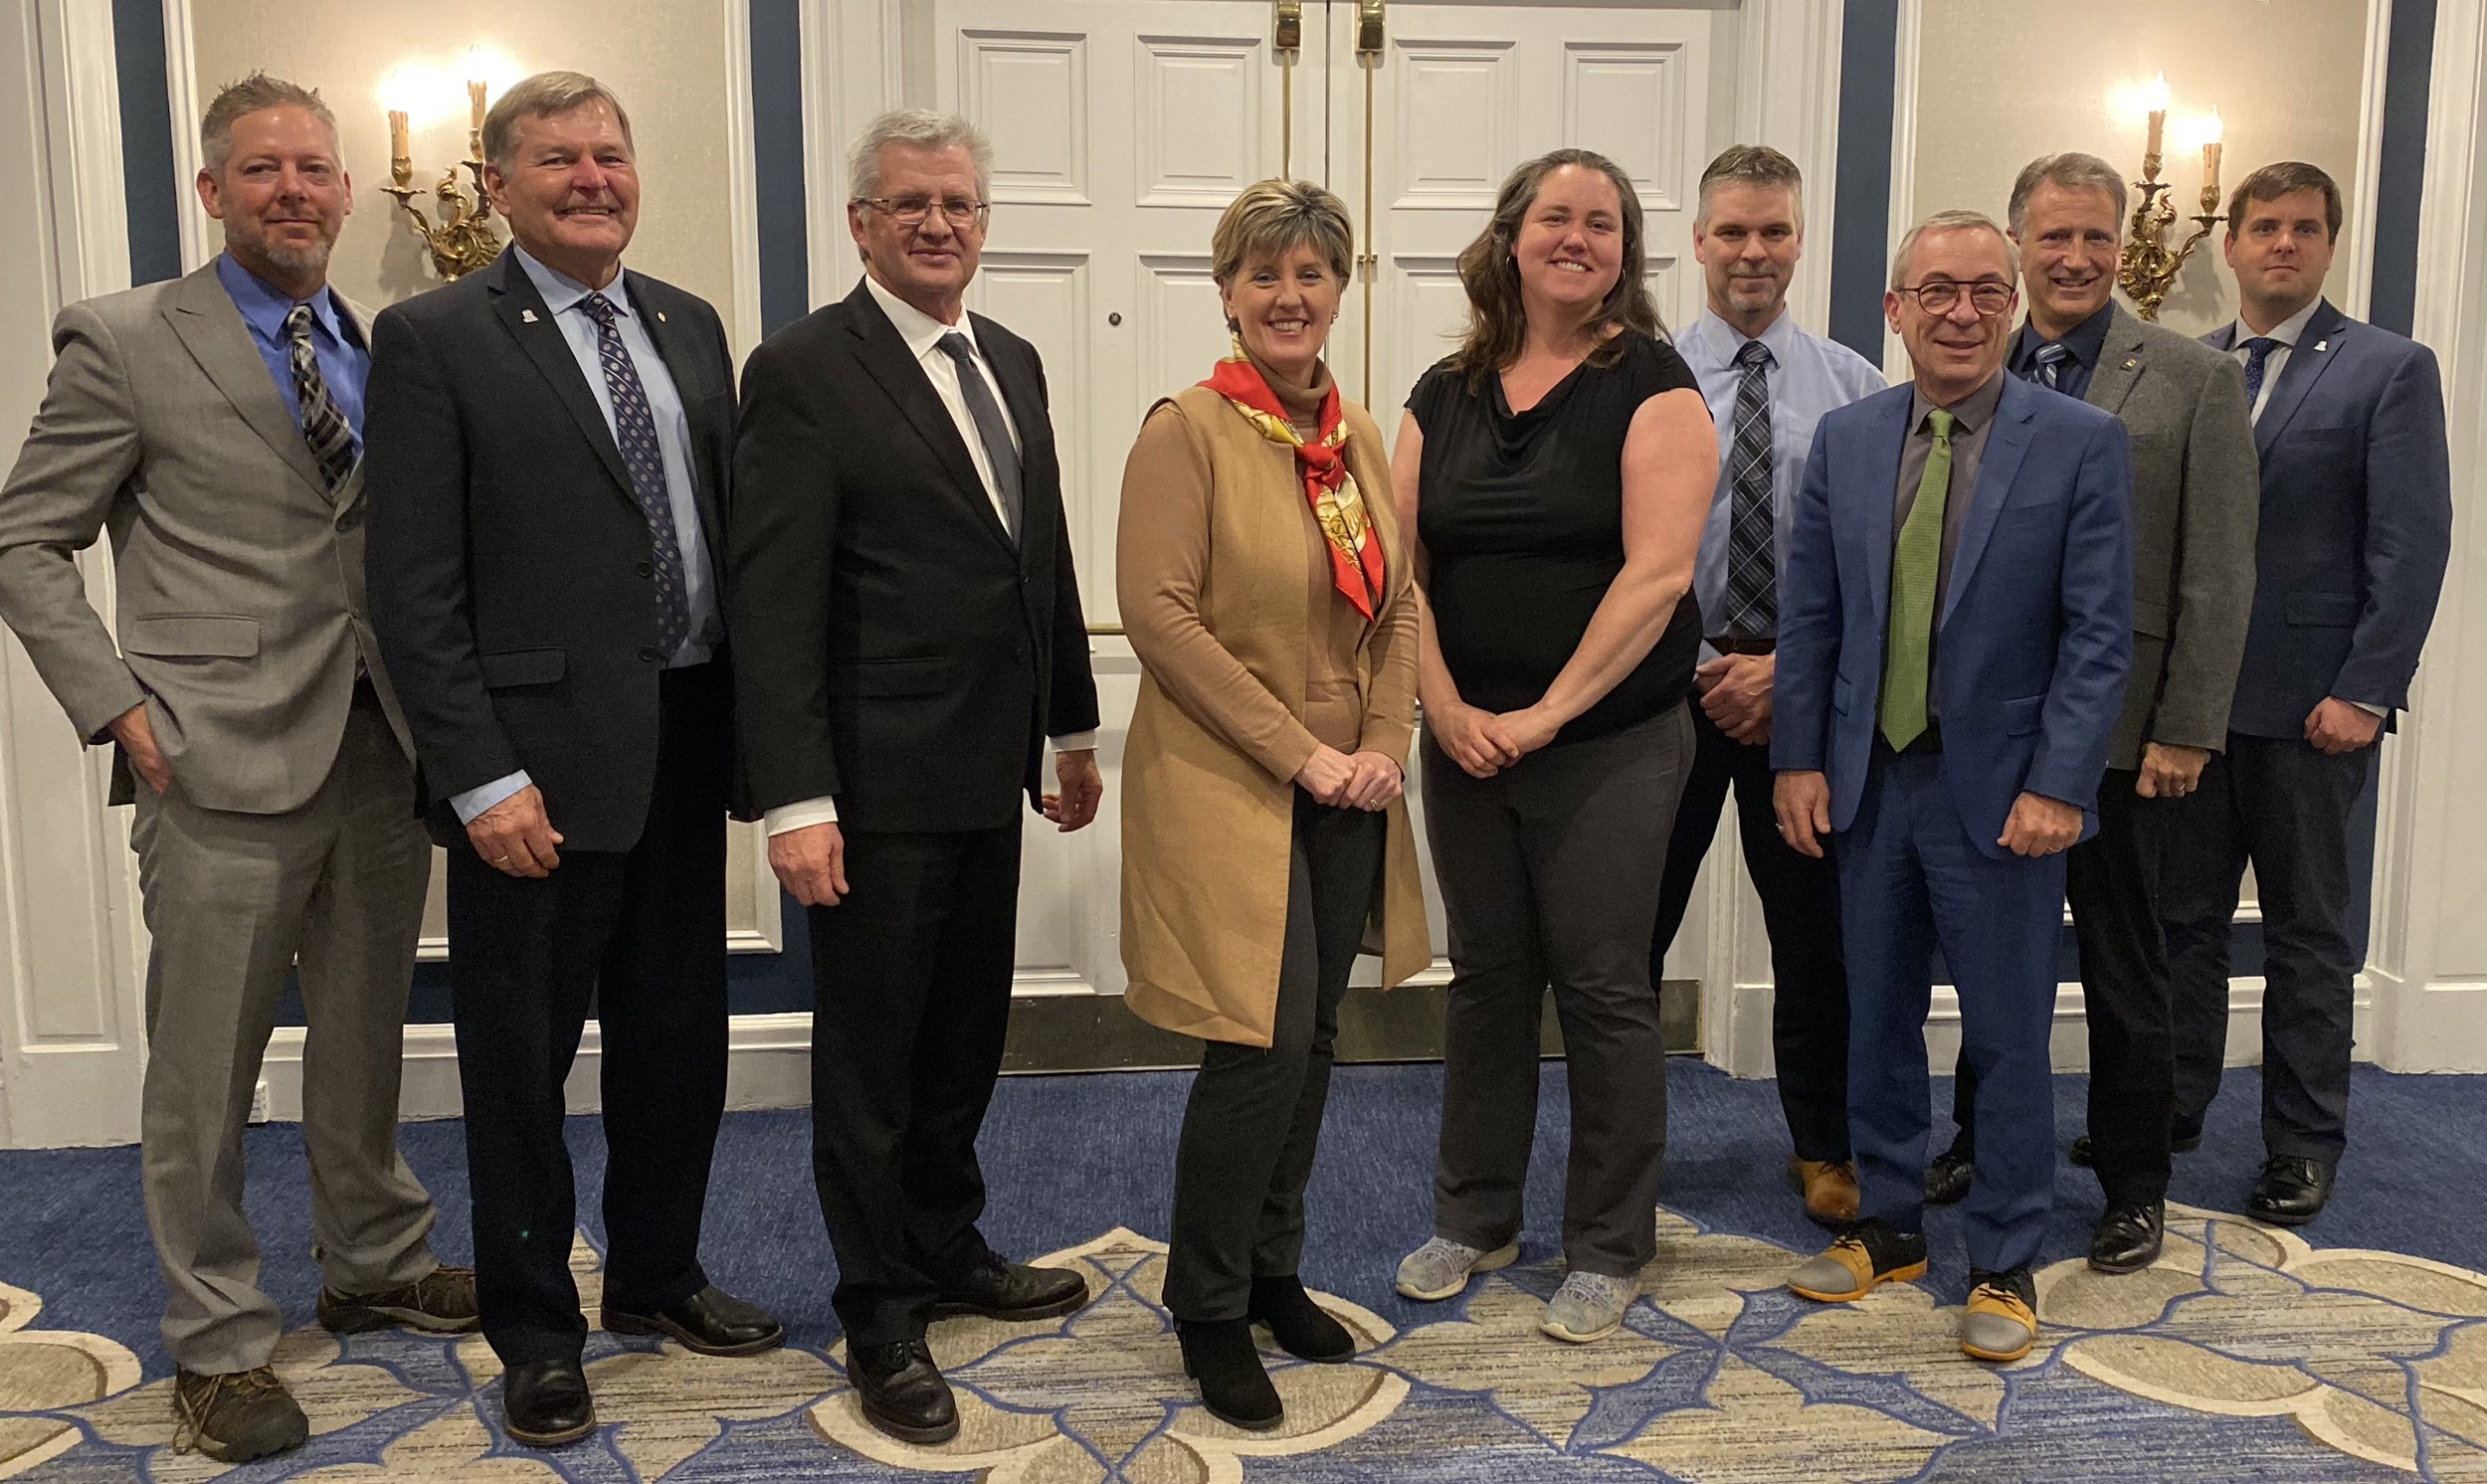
[0,262,413,813]
[2080,304,2259,767]
[1116,385,1430,1048]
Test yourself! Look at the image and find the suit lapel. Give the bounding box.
[330,292,381,513]
[1859,389,1906,633]
[2083,308,2148,418]
[846,283,1017,556]
[163,264,331,501]
[628,276,727,552]
[2252,298,2351,461]
[486,250,638,505]
[1940,377,2035,632]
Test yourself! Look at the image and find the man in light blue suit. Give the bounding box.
[2163,162,2452,1226]
[1772,211,2132,1364]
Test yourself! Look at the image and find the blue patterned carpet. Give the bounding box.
[0,1060,2480,1481]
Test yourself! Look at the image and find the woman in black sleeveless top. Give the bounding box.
[1387,149,1717,1344]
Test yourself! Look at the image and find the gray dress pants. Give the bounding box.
[1162,790,1386,1322]
[128,685,441,1375]
[1424,704,1692,1279]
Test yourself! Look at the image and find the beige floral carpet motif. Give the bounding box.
[0,1278,142,1479]
[2040,1202,2487,1478]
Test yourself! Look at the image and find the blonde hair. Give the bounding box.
[1211,178,1355,292]
[482,72,634,171]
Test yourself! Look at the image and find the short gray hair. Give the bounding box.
[201,73,336,177]
[482,72,634,171]
[1889,209,2020,289]
[2007,152,2130,237]
[848,109,993,201]
[1696,144,1805,230]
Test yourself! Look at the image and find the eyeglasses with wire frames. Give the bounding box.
[853,194,991,229]
[1894,279,2015,316]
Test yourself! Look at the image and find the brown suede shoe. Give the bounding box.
[1788,1157,1862,1226]
[318,1264,480,1334]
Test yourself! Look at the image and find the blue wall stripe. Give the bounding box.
[110,0,181,286]
[1829,0,1899,361]
[2368,0,2434,336]
[750,0,811,337]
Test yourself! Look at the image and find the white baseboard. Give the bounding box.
[2370,977,2487,1073]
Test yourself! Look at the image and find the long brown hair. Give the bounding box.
[1450,148,1663,386]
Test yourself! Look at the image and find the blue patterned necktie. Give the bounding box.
[2030,340,2071,391]
[2241,335,2280,411]
[1723,339,1777,638]
[582,291,690,657]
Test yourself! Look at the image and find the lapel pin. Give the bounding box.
[521,308,539,323]
[2313,339,2328,352]
[2123,358,2138,370]
[658,311,669,322]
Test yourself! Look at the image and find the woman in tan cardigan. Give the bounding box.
[1116,179,1429,1431]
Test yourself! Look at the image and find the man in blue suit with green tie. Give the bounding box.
[1771,211,2132,1363]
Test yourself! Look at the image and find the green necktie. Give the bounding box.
[1881,407,1955,750]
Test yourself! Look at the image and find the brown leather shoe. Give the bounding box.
[1788,1157,1861,1226]
[318,1264,479,1334]
[171,1367,307,1462]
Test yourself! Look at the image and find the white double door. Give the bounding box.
[924,0,1742,999]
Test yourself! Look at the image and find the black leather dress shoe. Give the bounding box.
[1248,1275,1355,1363]
[604,1285,785,1356]
[1925,1148,1974,1206]
[930,1256,1088,1322]
[850,1338,958,1444]
[502,1359,596,1448]
[2248,1155,2337,1225]
[2088,1201,2166,1273]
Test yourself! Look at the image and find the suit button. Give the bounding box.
[637,560,655,578]
[639,646,664,663]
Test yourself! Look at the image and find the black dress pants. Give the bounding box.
[447,661,731,1366]
[1949,767,2176,1207]
[1162,791,1385,1322]
[1649,702,1850,1162]
[2159,733,2372,1163]
[807,818,1024,1347]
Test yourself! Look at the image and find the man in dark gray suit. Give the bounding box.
[2163,161,2451,1225]
[1928,153,2259,1275]
[0,75,474,1463]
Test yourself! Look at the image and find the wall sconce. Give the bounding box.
[2116,74,2226,321]
[380,52,510,281]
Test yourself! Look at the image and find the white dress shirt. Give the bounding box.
[2229,296,2323,424]
[763,274,1094,837]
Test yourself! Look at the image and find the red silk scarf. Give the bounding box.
[1200,344,1387,621]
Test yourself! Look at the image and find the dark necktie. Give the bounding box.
[581,291,691,657]
[2241,335,2280,411]
[936,332,1023,544]
[283,303,356,490]
[1723,339,1776,638]
[2030,340,2071,391]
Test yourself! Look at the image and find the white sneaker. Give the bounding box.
[1540,1270,1636,1344]
[1394,1236,1520,1301]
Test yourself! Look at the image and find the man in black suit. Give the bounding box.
[364,72,782,1450]
[728,109,1103,1446]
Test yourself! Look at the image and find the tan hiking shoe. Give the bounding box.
[1788,1156,1862,1225]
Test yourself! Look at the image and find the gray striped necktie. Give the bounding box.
[284,303,356,490]
[1723,339,1776,638]
[2031,340,2071,390]
[936,332,1023,545]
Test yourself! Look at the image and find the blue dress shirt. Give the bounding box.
[1676,307,1885,659]
[214,252,368,450]
[2008,300,2116,403]
[451,246,723,826]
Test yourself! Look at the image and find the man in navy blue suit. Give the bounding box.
[1772,211,2132,1363]
[2162,162,2452,1226]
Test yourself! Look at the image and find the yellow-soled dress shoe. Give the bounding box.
[1960,1267,2038,1362]
[1786,1218,1928,1302]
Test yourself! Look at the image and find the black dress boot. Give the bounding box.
[1177,1318,1283,1430]
[1247,1275,1354,1363]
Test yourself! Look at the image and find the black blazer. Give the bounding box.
[364,248,738,851]
[728,278,1100,833]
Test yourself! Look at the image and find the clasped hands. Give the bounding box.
[1426,698,1560,780]
[1771,770,2082,860]
[1294,743,1404,811]
[768,749,1104,909]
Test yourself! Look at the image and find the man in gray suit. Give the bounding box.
[0,74,474,1463]
[1928,152,2258,1274]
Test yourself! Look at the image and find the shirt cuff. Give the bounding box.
[451,771,531,826]
[1051,731,1098,752]
[2348,700,2388,719]
[765,796,841,835]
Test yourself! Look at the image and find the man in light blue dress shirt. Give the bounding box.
[1648,146,1885,1225]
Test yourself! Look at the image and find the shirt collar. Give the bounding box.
[1911,370,2005,434]
[215,251,350,347]
[513,242,632,318]
[2233,296,2323,349]
[2011,299,2116,374]
[1690,305,1800,367]
[864,273,977,360]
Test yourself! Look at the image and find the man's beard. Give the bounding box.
[230,220,333,278]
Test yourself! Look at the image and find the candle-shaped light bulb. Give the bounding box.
[387,108,411,184]
[2145,71,2169,159]
[2202,106,2223,198]
[469,79,487,133]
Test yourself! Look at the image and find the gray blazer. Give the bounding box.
[2083,304,2259,768]
[0,262,414,813]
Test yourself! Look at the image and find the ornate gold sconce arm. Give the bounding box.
[2117,157,2224,320]
[382,90,504,282]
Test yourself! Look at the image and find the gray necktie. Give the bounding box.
[936,332,1022,545]
[284,304,356,490]
[1723,340,1776,637]
[2031,340,2072,391]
